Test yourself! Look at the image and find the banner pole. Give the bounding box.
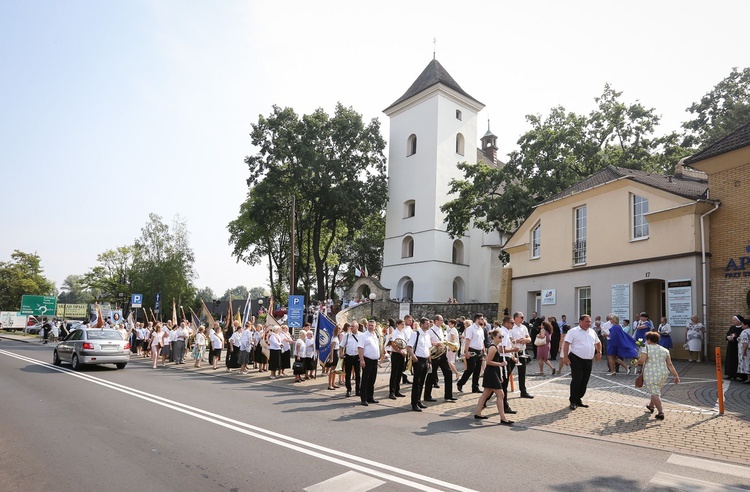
[715,347,724,415]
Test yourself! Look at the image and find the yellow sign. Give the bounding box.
[56,304,88,318]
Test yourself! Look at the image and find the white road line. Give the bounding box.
[305,471,385,492]
[667,454,750,480]
[589,372,710,412]
[649,472,748,491]
[0,349,476,492]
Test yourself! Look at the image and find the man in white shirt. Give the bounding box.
[240,322,253,374]
[358,320,381,406]
[407,317,433,412]
[173,322,189,364]
[341,322,361,397]
[562,314,602,410]
[387,319,408,399]
[456,313,486,393]
[498,316,521,414]
[401,315,415,384]
[510,311,534,399]
[600,314,612,358]
[425,315,456,402]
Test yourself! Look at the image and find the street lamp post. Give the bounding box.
[369,292,376,318]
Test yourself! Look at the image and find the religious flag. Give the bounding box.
[189,307,201,335]
[127,311,135,330]
[235,307,242,324]
[94,304,105,328]
[227,295,234,328]
[363,264,368,277]
[242,291,252,326]
[172,299,178,326]
[314,312,336,367]
[200,299,219,331]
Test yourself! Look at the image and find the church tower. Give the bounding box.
[380,59,485,302]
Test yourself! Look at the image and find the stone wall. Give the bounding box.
[336,299,500,325]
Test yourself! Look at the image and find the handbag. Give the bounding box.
[534,336,546,347]
[293,360,305,375]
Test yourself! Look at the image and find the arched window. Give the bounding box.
[452,277,465,302]
[407,134,417,156]
[402,236,414,258]
[398,276,414,302]
[452,239,464,264]
[403,200,415,218]
[455,133,465,155]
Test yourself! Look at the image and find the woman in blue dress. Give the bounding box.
[633,312,654,342]
[606,315,638,375]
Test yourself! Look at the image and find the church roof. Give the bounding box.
[384,59,483,112]
[538,165,708,206]
[684,119,750,165]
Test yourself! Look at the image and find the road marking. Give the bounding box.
[0,349,475,492]
[305,471,385,492]
[667,454,750,480]
[649,472,748,491]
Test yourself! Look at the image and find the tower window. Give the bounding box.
[456,110,462,120]
[455,133,465,156]
[402,236,414,258]
[407,134,417,156]
[403,200,415,218]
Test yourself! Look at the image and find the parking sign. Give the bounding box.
[131,294,143,308]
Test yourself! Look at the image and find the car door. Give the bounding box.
[59,330,82,361]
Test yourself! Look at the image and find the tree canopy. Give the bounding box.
[0,250,56,311]
[229,103,387,302]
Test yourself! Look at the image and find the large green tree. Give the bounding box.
[682,67,750,148]
[221,285,249,301]
[82,246,135,303]
[442,85,687,237]
[0,250,55,311]
[230,103,387,300]
[57,274,94,304]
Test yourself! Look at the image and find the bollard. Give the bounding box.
[715,347,724,415]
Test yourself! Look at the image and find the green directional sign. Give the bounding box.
[20,295,58,317]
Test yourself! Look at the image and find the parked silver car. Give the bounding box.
[53,328,130,370]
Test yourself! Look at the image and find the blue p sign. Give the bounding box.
[131,294,143,308]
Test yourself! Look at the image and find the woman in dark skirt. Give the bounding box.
[280,325,294,376]
[549,316,561,361]
[268,326,282,378]
[725,315,745,380]
[473,329,512,425]
[254,324,268,371]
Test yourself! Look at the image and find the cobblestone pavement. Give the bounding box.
[4,334,749,466]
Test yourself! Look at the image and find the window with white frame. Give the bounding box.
[632,194,649,239]
[531,223,541,258]
[577,287,591,319]
[455,133,465,155]
[573,206,587,264]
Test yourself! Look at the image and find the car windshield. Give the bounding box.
[86,330,122,340]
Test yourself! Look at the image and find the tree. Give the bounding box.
[230,103,387,300]
[0,250,55,311]
[248,286,267,299]
[82,246,135,303]
[221,285,249,301]
[442,85,684,237]
[682,67,750,149]
[195,286,216,305]
[58,274,93,304]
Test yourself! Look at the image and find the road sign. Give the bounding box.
[287,295,305,328]
[131,294,143,308]
[154,293,161,313]
[20,295,58,317]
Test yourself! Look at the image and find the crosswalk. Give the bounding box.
[646,454,750,491]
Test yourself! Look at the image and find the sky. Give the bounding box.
[1,0,748,298]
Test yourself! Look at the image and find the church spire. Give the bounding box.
[481,119,498,164]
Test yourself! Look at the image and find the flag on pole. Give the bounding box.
[94,304,105,328]
[235,307,242,324]
[242,291,252,325]
[227,295,234,328]
[200,300,219,331]
[172,299,178,326]
[363,264,368,277]
[354,267,362,277]
[126,311,135,330]
[314,312,336,367]
[189,307,201,334]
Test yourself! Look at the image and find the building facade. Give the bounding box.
[380,59,504,303]
[503,165,711,359]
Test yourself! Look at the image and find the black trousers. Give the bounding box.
[500,357,514,409]
[569,352,593,404]
[361,357,378,402]
[389,352,405,394]
[425,355,452,399]
[457,351,482,391]
[344,354,361,394]
[411,357,430,406]
[515,355,529,394]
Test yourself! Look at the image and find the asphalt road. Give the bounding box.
[1,339,747,492]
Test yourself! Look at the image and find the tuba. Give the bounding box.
[430,343,447,359]
[391,338,407,352]
[444,341,460,353]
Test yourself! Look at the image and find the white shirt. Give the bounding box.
[305,337,316,357]
[176,326,189,340]
[240,330,253,351]
[658,323,671,335]
[357,330,380,360]
[210,331,223,350]
[498,326,515,356]
[601,320,613,337]
[565,326,600,359]
[342,331,360,356]
[403,325,414,343]
[408,328,432,358]
[268,332,282,350]
[465,323,485,350]
[511,323,529,352]
[229,330,242,347]
[195,332,206,348]
[295,338,305,357]
[428,326,445,344]
[446,326,459,345]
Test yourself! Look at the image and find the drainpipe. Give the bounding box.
[700,200,720,360]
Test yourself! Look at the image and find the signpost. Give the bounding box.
[131,294,143,308]
[20,295,57,317]
[154,293,161,314]
[287,295,305,328]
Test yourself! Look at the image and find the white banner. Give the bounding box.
[667,280,692,327]
[611,284,630,323]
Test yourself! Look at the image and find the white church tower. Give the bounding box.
[380,59,502,303]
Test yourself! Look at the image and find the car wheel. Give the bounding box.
[115,363,127,369]
[71,354,81,371]
[53,350,61,366]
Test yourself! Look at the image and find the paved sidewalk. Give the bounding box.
[4,333,749,465]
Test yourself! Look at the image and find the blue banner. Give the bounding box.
[315,313,336,365]
[287,295,305,328]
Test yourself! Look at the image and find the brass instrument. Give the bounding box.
[444,341,460,353]
[405,355,413,373]
[391,338,407,351]
[430,344,447,358]
[334,357,344,374]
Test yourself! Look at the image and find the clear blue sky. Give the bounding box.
[1,0,748,296]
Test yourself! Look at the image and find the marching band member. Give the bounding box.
[446,319,460,378]
[407,317,433,412]
[511,311,534,399]
[457,313,486,393]
[341,322,361,397]
[424,315,456,402]
[473,329,513,425]
[357,320,381,406]
[498,316,520,414]
[387,319,408,399]
[327,325,342,390]
[401,315,415,384]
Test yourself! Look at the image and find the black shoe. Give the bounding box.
[499,420,514,426]
[424,398,437,402]
[367,399,379,404]
[520,393,534,399]
[389,393,397,400]
[474,414,488,420]
[577,402,589,408]
[346,391,351,397]
[655,413,665,420]
[361,401,369,407]
[403,378,412,384]
[433,383,440,389]
[504,408,517,414]
[417,402,427,409]
[445,397,458,401]
[395,392,406,398]
[412,405,422,412]
[457,384,463,393]
[569,403,577,410]
[472,389,482,394]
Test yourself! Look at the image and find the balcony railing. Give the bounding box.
[573,239,587,265]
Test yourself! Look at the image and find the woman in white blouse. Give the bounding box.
[294,332,306,383]
[279,325,294,376]
[268,326,283,379]
[150,324,163,369]
[210,328,224,370]
[657,317,672,350]
[304,330,316,380]
[193,326,207,368]
[327,325,342,390]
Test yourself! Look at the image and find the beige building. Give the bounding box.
[502,165,712,358]
[685,121,750,360]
